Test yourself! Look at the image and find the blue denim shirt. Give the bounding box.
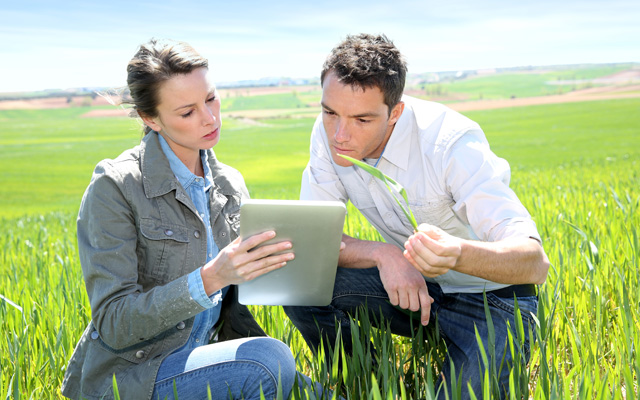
[159,135,228,348]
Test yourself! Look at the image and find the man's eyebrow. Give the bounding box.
[351,111,379,118]
[321,102,379,118]
[320,102,333,112]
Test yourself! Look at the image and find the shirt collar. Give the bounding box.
[378,98,412,171]
[158,133,214,191]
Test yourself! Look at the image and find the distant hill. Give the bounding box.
[1,62,638,117]
[2,62,636,101]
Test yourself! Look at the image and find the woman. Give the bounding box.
[61,39,302,400]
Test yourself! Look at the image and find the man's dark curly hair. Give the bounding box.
[321,33,407,113]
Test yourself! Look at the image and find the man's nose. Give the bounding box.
[334,120,349,142]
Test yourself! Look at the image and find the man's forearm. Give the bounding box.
[404,226,550,285]
[456,237,549,285]
[338,233,397,269]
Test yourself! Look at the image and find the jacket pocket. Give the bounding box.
[81,327,155,399]
[138,218,190,281]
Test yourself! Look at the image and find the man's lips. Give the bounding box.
[332,145,352,154]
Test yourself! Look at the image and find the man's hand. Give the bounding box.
[404,223,462,278]
[376,244,434,326]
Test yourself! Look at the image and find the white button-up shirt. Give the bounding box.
[301,95,541,293]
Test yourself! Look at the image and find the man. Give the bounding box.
[283,33,549,398]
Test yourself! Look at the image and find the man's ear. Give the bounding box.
[140,112,161,133]
[388,101,405,125]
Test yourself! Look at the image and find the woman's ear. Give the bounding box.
[139,112,161,133]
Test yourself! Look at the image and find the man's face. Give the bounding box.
[321,71,404,167]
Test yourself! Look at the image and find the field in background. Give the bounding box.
[1,67,639,398]
[409,64,639,100]
[2,63,639,118]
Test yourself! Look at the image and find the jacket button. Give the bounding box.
[194,230,201,238]
[91,331,99,340]
[164,229,173,236]
[221,232,226,237]
[135,350,145,359]
[176,321,186,330]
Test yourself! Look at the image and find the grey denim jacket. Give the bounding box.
[61,132,266,400]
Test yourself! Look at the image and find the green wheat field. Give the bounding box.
[1,91,639,398]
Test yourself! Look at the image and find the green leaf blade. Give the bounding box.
[338,154,418,230]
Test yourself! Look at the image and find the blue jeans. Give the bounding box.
[153,337,298,399]
[284,267,538,399]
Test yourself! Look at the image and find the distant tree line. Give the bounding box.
[0,89,100,101]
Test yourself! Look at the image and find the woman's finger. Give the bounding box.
[238,252,294,281]
[236,230,277,251]
[246,240,293,261]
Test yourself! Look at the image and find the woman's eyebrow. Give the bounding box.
[173,91,216,111]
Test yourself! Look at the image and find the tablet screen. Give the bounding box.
[237,199,346,306]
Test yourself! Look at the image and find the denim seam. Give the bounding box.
[154,359,278,388]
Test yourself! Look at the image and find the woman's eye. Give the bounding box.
[206,96,216,103]
[181,110,193,118]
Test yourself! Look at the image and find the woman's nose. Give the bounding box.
[203,106,216,125]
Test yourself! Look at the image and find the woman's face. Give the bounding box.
[143,67,221,163]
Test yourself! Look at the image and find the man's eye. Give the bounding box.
[358,119,370,123]
[323,110,335,116]
[206,96,216,102]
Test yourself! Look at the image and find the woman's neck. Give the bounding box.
[185,153,204,177]
[173,147,204,177]
[158,132,204,177]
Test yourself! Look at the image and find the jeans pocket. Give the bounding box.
[486,293,537,320]
[486,293,538,360]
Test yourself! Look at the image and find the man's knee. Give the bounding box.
[284,305,327,332]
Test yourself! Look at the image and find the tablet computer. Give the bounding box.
[237,199,346,306]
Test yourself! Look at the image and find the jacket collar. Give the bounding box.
[157,133,214,193]
[140,132,178,199]
[139,131,239,199]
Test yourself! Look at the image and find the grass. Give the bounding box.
[1,98,639,398]
[0,110,311,217]
[221,92,305,111]
[220,87,322,112]
[214,117,315,198]
[465,98,640,170]
[0,108,142,217]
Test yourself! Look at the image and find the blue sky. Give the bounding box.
[1,0,638,93]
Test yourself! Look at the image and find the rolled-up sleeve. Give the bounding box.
[444,130,541,243]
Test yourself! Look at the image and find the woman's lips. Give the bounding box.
[203,128,219,140]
